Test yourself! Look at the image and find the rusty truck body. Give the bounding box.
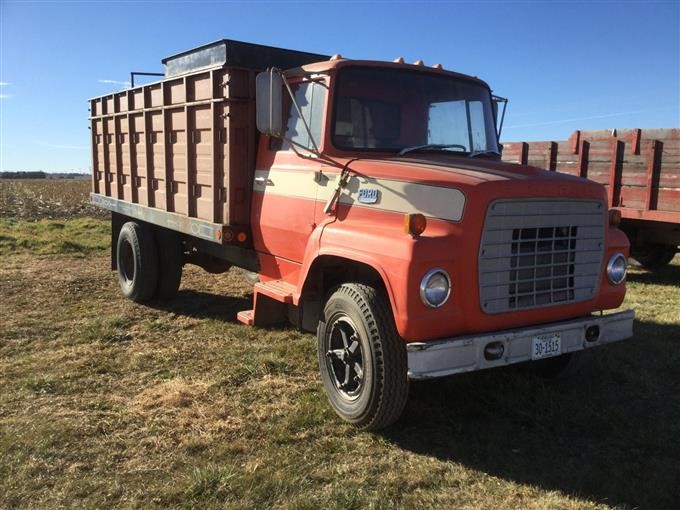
[90,39,634,429]
[502,129,680,270]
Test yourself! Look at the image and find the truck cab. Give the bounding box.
[90,41,634,430]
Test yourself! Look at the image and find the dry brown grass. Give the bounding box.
[1,180,679,509]
[0,179,106,219]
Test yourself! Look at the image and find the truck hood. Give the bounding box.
[344,153,606,200]
[331,153,607,223]
[354,153,588,186]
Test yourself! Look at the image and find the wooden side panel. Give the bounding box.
[166,79,185,105]
[105,118,118,199]
[116,92,128,113]
[149,111,166,210]
[223,69,257,226]
[131,113,148,206]
[190,105,214,220]
[167,108,188,215]
[188,72,212,102]
[502,128,680,220]
[216,99,229,223]
[149,85,163,107]
[118,116,132,201]
[92,118,106,194]
[130,89,144,111]
[89,65,258,228]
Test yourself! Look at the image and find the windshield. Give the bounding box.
[332,67,498,154]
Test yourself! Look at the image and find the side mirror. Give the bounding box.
[256,69,284,136]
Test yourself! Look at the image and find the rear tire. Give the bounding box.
[317,283,408,430]
[154,229,183,299]
[116,221,158,302]
[632,243,676,270]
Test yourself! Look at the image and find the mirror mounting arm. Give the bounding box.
[492,94,508,141]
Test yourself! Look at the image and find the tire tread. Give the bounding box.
[323,283,409,430]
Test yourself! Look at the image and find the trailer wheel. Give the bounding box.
[116,221,159,302]
[631,244,677,270]
[154,229,183,299]
[317,283,408,430]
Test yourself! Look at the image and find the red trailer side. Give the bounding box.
[502,128,680,270]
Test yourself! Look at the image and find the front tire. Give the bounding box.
[317,283,408,430]
[116,221,158,302]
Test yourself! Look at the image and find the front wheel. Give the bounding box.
[317,283,408,430]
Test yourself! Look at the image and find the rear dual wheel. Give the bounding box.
[116,221,183,302]
[317,283,409,430]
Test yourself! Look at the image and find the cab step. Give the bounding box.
[236,309,255,325]
[254,279,296,303]
[236,279,297,326]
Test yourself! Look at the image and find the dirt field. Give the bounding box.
[1,179,679,509]
[0,178,106,220]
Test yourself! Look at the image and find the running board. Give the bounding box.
[237,280,296,326]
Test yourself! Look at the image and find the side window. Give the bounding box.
[272,81,326,151]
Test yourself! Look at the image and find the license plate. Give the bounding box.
[531,333,562,360]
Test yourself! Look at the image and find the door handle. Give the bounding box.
[254,176,267,184]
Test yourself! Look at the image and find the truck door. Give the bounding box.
[251,80,327,263]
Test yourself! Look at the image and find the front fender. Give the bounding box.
[295,217,415,337]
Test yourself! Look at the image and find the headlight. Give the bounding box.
[420,269,451,308]
[606,253,627,285]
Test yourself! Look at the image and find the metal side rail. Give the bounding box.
[91,193,224,244]
[407,309,634,380]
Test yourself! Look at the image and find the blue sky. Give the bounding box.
[0,0,678,172]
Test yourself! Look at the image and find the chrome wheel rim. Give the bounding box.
[325,315,364,401]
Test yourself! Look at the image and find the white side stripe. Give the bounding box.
[253,168,466,222]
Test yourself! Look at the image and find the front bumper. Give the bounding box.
[407,310,634,380]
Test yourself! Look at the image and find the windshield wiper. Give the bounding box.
[398,144,467,156]
[468,149,501,158]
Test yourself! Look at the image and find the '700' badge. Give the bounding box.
[357,188,379,204]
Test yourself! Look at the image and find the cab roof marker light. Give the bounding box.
[393,57,405,63]
[330,54,343,61]
[432,63,443,70]
[413,59,424,66]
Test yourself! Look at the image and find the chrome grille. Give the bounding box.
[479,200,605,314]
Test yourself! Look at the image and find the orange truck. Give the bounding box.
[90,40,634,430]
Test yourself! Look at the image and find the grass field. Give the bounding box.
[1,179,679,509]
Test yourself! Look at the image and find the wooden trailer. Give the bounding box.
[502,128,680,270]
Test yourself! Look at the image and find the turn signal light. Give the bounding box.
[609,209,622,227]
[404,213,427,237]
